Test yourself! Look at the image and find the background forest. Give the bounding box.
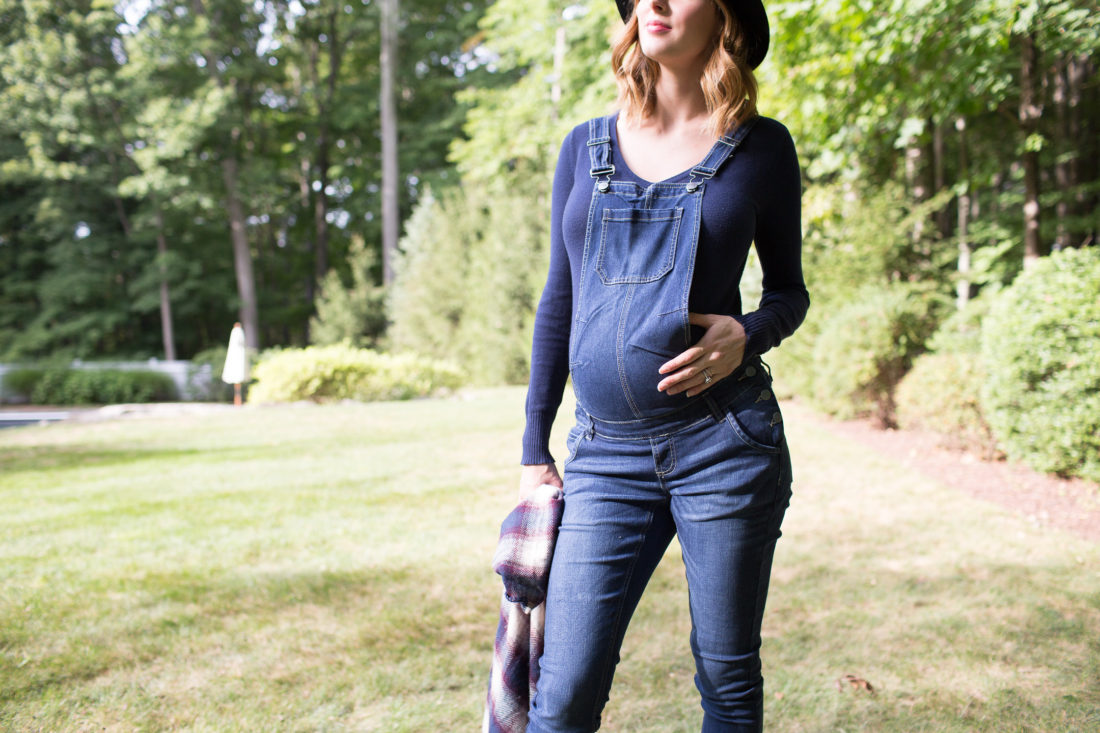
[1,0,1098,479]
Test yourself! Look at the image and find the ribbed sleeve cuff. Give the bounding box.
[733,310,776,359]
[521,412,556,466]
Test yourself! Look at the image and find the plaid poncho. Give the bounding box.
[483,484,564,733]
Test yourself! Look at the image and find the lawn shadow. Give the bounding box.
[0,442,276,477]
[1,559,500,719]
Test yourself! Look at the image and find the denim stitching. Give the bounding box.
[596,207,680,285]
[723,410,782,455]
[749,450,791,644]
[650,435,677,479]
[589,507,655,731]
[616,284,644,418]
[568,182,603,367]
[587,378,763,442]
[594,414,711,441]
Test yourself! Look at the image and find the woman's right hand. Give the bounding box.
[519,463,563,502]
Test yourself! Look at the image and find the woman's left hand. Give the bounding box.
[657,313,746,397]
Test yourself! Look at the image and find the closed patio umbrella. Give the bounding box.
[221,322,249,406]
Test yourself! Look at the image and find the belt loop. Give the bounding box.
[585,412,596,440]
[702,391,724,423]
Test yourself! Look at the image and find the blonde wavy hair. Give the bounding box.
[611,0,758,138]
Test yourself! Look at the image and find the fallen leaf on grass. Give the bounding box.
[836,674,876,696]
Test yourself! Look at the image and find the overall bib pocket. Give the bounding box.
[596,207,683,285]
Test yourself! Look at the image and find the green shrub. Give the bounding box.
[2,368,44,402]
[895,352,996,454]
[248,344,464,403]
[187,346,234,402]
[5,367,178,405]
[809,285,946,425]
[980,247,1100,482]
[926,294,993,355]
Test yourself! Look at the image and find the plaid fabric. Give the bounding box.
[483,484,564,733]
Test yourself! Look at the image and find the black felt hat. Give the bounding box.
[614,0,770,69]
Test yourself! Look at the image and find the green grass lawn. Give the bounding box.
[1,388,1097,732]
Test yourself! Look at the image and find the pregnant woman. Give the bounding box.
[517,0,809,730]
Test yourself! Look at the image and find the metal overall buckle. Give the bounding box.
[592,165,615,192]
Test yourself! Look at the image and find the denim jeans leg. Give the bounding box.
[669,421,792,733]
[528,438,675,733]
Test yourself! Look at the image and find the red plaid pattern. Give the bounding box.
[483,484,564,733]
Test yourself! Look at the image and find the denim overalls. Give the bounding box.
[529,116,793,733]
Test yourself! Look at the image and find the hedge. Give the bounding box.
[3,367,178,405]
[980,247,1100,482]
[247,344,464,403]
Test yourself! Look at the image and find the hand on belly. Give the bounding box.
[656,313,746,397]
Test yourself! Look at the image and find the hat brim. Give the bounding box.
[615,0,769,69]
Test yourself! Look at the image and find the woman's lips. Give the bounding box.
[645,21,671,33]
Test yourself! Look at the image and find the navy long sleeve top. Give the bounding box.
[522,113,810,465]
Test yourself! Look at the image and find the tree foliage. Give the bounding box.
[0,0,494,360]
[387,184,549,384]
[309,234,386,347]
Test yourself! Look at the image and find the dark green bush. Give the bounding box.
[248,344,464,403]
[2,368,44,401]
[187,346,235,402]
[5,368,178,405]
[809,285,946,426]
[980,247,1100,482]
[895,352,996,455]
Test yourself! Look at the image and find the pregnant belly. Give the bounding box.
[570,308,691,420]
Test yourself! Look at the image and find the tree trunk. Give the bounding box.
[222,155,261,349]
[290,56,316,315]
[190,0,260,349]
[551,25,566,122]
[154,206,177,361]
[380,0,399,286]
[1068,54,1094,247]
[312,121,330,289]
[309,9,342,289]
[1052,55,1070,252]
[932,118,950,239]
[905,126,931,262]
[299,155,316,309]
[955,117,971,310]
[1019,31,1043,268]
[92,85,180,360]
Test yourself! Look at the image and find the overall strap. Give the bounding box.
[687,115,759,189]
[587,115,615,189]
